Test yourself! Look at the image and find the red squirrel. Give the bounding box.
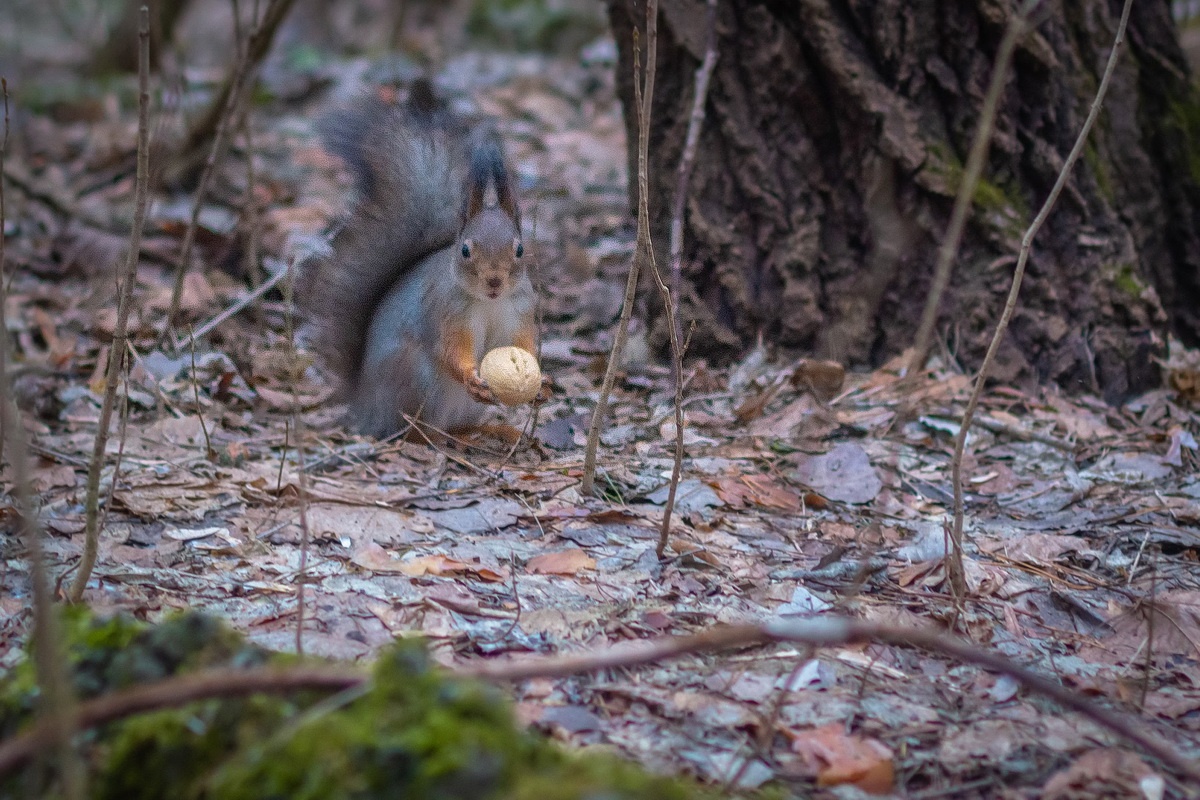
[299,81,549,440]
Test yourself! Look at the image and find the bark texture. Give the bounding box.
[606,0,1200,399]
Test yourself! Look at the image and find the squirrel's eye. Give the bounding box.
[515,242,524,258]
[461,243,471,259]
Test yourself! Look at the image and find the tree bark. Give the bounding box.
[605,0,1200,400]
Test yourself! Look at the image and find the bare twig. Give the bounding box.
[668,0,717,315]
[907,0,1040,383]
[0,78,7,468]
[283,256,311,656]
[462,617,1200,781]
[70,10,153,604]
[974,414,1075,451]
[1,617,1196,783]
[187,327,214,458]
[175,0,294,165]
[0,666,364,776]
[906,0,1040,603]
[188,261,286,342]
[98,348,134,531]
[1,396,87,800]
[582,4,659,498]
[240,111,265,298]
[526,202,545,443]
[163,0,294,333]
[648,0,718,559]
[0,74,88,800]
[949,0,1133,606]
[622,1,683,557]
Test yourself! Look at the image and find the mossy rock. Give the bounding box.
[1,611,733,800]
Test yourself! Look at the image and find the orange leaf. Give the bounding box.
[670,538,723,567]
[740,474,803,511]
[709,474,802,511]
[397,554,475,577]
[526,548,596,575]
[789,359,846,398]
[351,541,408,573]
[785,723,894,794]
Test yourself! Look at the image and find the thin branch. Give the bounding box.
[175,0,295,165]
[582,6,658,497]
[163,0,294,333]
[652,0,718,558]
[461,617,1200,782]
[0,74,88,800]
[69,9,154,604]
[625,1,683,557]
[283,256,311,656]
[98,348,134,534]
[906,0,1040,384]
[0,666,364,776]
[904,0,1039,603]
[0,78,7,469]
[1,617,1196,783]
[949,0,1134,605]
[188,260,286,342]
[668,0,717,314]
[187,327,214,458]
[240,111,265,299]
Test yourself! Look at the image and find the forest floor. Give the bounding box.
[3,5,1200,798]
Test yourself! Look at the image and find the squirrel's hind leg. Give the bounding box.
[351,345,429,439]
[448,422,525,445]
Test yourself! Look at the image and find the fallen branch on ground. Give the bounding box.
[1,616,1195,783]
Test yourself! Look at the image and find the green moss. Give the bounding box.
[1083,141,1116,203]
[2,613,733,800]
[1166,97,1200,185]
[1110,262,1144,296]
[970,177,1008,213]
[921,142,1028,229]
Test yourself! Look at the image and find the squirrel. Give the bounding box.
[298,80,548,441]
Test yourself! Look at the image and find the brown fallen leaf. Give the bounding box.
[351,540,410,573]
[30,463,77,493]
[1079,590,1200,668]
[783,722,894,794]
[351,544,504,581]
[1041,748,1163,800]
[526,548,595,575]
[1161,335,1200,404]
[402,554,506,582]
[253,383,331,412]
[791,442,882,505]
[708,474,802,512]
[669,538,723,568]
[790,359,845,399]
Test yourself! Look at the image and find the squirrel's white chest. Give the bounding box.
[466,298,525,361]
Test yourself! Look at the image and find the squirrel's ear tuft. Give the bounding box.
[515,241,524,258]
[461,242,472,259]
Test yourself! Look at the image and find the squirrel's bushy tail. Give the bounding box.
[297,81,508,397]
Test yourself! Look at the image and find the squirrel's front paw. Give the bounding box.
[534,374,553,405]
[467,373,498,404]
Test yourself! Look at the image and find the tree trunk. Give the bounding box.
[605,0,1200,400]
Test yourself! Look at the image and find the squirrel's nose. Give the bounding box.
[486,277,503,290]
